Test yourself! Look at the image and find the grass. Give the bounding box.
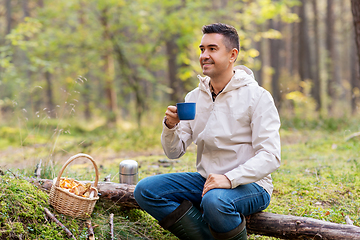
[0,116,360,239]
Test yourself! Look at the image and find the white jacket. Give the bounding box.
[161,66,281,196]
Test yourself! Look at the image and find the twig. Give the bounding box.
[44,207,76,239]
[86,219,95,240]
[7,169,18,179]
[109,213,114,240]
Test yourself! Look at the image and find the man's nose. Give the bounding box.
[200,50,210,59]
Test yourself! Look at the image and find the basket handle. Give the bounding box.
[55,153,99,188]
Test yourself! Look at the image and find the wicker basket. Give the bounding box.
[49,153,99,219]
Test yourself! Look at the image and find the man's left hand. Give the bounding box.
[202,173,231,197]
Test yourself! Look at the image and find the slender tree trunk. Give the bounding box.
[254,24,264,86]
[269,19,282,108]
[22,0,30,19]
[5,0,12,34]
[298,0,313,86]
[291,6,299,77]
[22,0,33,116]
[351,30,360,114]
[78,3,92,120]
[311,0,321,111]
[100,8,117,124]
[166,36,184,103]
[326,0,335,114]
[351,0,360,113]
[45,71,55,118]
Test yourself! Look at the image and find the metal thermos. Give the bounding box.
[119,160,138,185]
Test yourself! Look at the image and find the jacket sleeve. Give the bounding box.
[161,116,194,159]
[225,90,281,188]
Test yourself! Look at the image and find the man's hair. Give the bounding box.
[202,23,240,53]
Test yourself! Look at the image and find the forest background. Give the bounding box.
[2,0,359,128]
[1,0,360,239]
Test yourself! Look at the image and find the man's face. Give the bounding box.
[199,33,233,79]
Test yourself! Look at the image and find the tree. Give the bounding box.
[326,0,336,113]
[351,0,360,113]
[298,0,313,86]
[311,0,321,111]
[269,18,282,107]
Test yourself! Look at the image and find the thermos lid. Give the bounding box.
[120,160,138,175]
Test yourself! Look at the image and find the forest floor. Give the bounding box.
[1,120,360,239]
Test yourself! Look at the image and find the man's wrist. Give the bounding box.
[164,117,176,129]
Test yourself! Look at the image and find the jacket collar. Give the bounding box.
[198,65,258,94]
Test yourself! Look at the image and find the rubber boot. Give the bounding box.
[159,200,215,240]
[210,213,247,240]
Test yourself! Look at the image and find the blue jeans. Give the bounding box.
[134,172,270,233]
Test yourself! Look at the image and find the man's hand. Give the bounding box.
[164,105,180,129]
[202,173,231,197]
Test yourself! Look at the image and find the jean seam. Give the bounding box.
[231,189,270,213]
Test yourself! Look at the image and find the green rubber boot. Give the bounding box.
[210,213,247,240]
[159,200,215,240]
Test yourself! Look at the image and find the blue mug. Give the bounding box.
[176,102,196,120]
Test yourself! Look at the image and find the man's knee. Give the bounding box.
[201,190,233,215]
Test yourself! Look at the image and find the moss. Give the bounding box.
[0,174,74,239]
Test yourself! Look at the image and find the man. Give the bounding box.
[134,23,281,240]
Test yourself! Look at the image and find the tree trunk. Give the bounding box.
[30,178,360,239]
[290,6,299,77]
[326,0,335,114]
[351,0,360,114]
[298,0,313,86]
[22,0,30,19]
[29,178,138,209]
[166,35,184,104]
[5,0,12,35]
[254,24,264,86]
[45,71,55,118]
[351,30,360,114]
[311,0,321,111]
[269,19,282,108]
[100,7,118,124]
[78,3,92,121]
[246,212,360,240]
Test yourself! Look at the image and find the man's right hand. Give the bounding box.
[164,105,180,129]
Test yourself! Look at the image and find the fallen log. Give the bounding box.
[245,212,360,240]
[30,179,360,239]
[28,178,139,209]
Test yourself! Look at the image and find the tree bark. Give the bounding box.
[254,24,264,87]
[351,29,360,114]
[311,0,321,111]
[45,71,55,118]
[246,212,360,240]
[326,0,335,114]
[29,178,360,239]
[29,178,139,209]
[166,36,184,104]
[5,0,12,35]
[299,0,313,86]
[351,0,360,113]
[290,6,299,77]
[100,7,118,124]
[269,19,282,108]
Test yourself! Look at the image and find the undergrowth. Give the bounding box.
[1,115,360,239]
[0,172,174,240]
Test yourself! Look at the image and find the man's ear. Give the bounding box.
[230,48,239,63]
